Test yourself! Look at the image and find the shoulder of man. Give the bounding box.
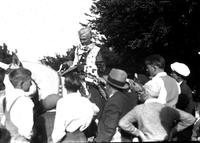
[18,96,34,106]
[89,44,100,52]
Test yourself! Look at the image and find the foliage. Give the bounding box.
[0,43,12,64]
[0,43,12,90]
[89,0,200,74]
[39,46,76,71]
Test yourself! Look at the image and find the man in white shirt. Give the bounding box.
[130,54,180,107]
[2,68,34,142]
[52,72,99,143]
[72,28,100,77]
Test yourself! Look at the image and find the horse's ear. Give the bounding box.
[11,50,22,67]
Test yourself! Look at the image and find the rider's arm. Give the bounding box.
[71,46,80,67]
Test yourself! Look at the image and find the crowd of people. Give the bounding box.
[0,27,200,142]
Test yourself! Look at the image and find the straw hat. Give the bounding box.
[105,68,129,89]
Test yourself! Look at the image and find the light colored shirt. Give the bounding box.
[178,80,183,86]
[119,99,195,141]
[143,72,180,105]
[3,88,34,140]
[52,91,99,143]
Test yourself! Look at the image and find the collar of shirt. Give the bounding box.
[153,72,167,79]
[178,80,183,86]
[63,91,82,98]
[108,90,118,98]
[145,98,161,104]
[109,93,114,98]
[80,43,94,51]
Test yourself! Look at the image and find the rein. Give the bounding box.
[57,72,63,97]
[58,65,108,100]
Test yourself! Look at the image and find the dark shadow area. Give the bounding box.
[159,106,180,141]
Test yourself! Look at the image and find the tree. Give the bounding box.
[89,0,200,72]
[89,0,200,91]
[39,46,76,71]
[0,43,12,64]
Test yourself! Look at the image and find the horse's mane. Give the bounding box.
[21,61,56,72]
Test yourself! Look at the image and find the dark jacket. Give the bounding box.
[175,80,195,141]
[176,80,195,115]
[95,91,138,142]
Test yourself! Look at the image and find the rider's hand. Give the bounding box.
[129,79,144,93]
[98,77,106,85]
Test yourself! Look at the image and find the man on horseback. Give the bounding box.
[63,27,105,97]
[60,27,107,141]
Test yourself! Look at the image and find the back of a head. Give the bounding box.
[64,72,81,92]
[9,68,32,88]
[145,54,165,69]
[144,82,160,98]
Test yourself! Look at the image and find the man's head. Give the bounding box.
[9,68,32,92]
[170,62,190,82]
[105,68,129,96]
[78,27,92,46]
[145,54,165,77]
[64,72,81,93]
[140,82,160,102]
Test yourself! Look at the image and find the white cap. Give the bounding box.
[170,62,190,77]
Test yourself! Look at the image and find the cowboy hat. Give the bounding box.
[105,68,129,89]
[78,27,92,38]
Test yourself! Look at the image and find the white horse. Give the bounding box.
[0,60,66,112]
[0,56,109,141]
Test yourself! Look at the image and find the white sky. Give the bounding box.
[0,0,93,62]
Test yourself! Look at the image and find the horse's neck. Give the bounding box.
[22,62,65,100]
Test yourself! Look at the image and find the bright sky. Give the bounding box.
[0,0,93,62]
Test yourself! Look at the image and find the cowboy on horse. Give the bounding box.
[61,27,106,98]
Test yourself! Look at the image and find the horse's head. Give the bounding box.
[0,51,22,92]
[9,50,23,69]
[0,50,22,72]
[0,52,38,98]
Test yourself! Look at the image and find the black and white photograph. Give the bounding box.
[0,0,200,142]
